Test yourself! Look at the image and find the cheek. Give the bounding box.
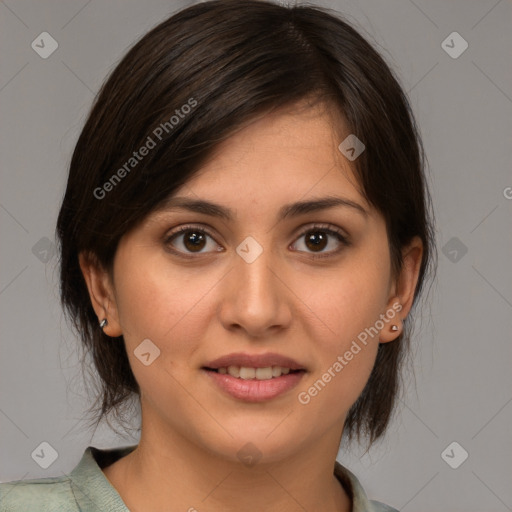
[294,282,381,424]
[297,249,390,349]
[112,251,222,362]
[292,251,390,414]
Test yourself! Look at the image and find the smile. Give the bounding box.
[208,365,301,380]
[202,367,306,402]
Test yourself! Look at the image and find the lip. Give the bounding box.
[202,368,306,402]
[203,352,306,371]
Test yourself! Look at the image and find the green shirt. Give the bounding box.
[0,445,399,511]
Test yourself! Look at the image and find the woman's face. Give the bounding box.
[84,102,420,464]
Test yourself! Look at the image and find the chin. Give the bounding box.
[205,426,305,466]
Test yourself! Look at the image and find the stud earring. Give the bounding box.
[391,324,399,332]
[99,318,108,329]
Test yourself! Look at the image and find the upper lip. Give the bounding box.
[203,352,306,370]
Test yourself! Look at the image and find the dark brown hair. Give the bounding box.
[56,0,436,448]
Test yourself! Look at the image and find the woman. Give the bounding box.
[0,1,436,510]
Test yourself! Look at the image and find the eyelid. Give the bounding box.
[164,224,219,244]
[292,222,349,242]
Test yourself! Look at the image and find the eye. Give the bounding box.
[291,223,350,259]
[164,223,351,259]
[164,225,222,258]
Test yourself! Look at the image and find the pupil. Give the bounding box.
[185,231,205,251]
[306,232,327,251]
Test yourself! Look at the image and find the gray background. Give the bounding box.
[1,0,511,510]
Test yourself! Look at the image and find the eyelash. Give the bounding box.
[163,223,351,260]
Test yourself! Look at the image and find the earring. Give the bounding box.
[391,324,399,332]
[99,318,108,329]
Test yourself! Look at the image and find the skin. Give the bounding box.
[80,100,423,512]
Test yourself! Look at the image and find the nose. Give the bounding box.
[218,240,292,338]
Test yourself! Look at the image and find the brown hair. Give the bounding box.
[56,0,436,448]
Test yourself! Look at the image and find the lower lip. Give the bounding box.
[202,369,306,402]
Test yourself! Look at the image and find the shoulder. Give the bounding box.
[334,460,400,512]
[0,475,78,512]
[369,499,400,512]
[0,444,137,512]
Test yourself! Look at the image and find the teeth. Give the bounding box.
[227,365,240,378]
[214,366,296,380]
[255,367,273,380]
[239,367,256,379]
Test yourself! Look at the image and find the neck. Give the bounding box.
[103,409,351,512]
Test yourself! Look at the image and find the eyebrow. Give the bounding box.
[158,195,368,221]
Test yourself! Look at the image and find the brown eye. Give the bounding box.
[164,223,350,260]
[304,231,329,252]
[291,224,350,258]
[181,230,207,252]
[164,225,222,256]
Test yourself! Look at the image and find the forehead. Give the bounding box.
[170,102,368,213]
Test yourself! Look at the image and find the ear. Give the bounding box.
[379,236,423,343]
[78,252,123,337]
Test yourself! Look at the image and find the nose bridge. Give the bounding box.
[219,233,290,334]
[234,234,277,303]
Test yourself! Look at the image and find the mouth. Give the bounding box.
[204,351,306,373]
[202,366,307,402]
[201,352,307,402]
[202,366,305,380]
